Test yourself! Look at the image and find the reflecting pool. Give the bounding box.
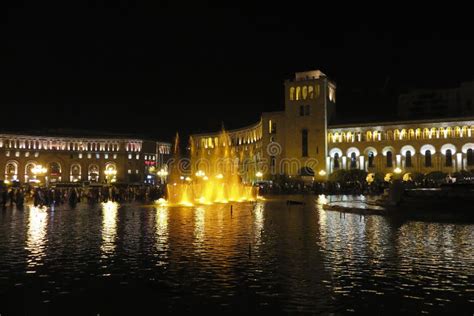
[0,196,472,314]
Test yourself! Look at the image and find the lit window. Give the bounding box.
[96,154,100,159]
[152,156,156,161]
[79,153,83,159]
[87,153,92,159]
[5,151,10,157]
[135,169,139,174]
[128,154,132,159]
[136,154,139,160]
[145,155,148,160]
[113,154,117,159]
[104,154,109,159]
[15,151,20,157]
[34,152,39,157]
[25,152,30,157]
[128,169,131,174]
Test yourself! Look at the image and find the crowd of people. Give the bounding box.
[0,183,166,209]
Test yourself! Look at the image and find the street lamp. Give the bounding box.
[32,164,47,185]
[104,168,117,183]
[157,168,169,184]
[195,170,205,178]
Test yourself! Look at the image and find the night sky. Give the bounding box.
[1,2,473,142]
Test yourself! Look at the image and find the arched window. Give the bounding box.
[25,162,36,183]
[394,129,400,140]
[467,148,474,166]
[70,164,82,182]
[308,86,314,99]
[425,150,432,167]
[400,129,407,140]
[327,133,333,143]
[88,164,99,182]
[445,149,453,167]
[49,162,61,176]
[302,86,308,100]
[368,152,375,168]
[446,127,453,138]
[350,152,357,169]
[314,84,320,98]
[422,128,430,139]
[406,151,412,168]
[5,161,18,181]
[366,131,372,142]
[386,151,393,167]
[296,86,301,100]
[289,87,295,101]
[334,153,340,169]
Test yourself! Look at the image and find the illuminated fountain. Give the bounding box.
[164,131,258,207]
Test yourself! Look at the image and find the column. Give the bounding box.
[359,155,365,171]
[456,153,463,172]
[326,156,332,174]
[396,154,402,168]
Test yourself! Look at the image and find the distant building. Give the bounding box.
[191,70,474,182]
[398,81,474,119]
[0,131,171,185]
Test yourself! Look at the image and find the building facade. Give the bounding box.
[191,70,474,182]
[0,133,171,185]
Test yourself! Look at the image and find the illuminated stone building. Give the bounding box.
[191,70,474,182]
[0,131,171,185]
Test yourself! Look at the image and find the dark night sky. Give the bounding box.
[1,2,473,142]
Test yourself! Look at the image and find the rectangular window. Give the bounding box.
[78,153,83,159]
[269,120,276,134]
[96,153,100,159]
[302,129,308,157]
[135,169,139,174]
[145,155,148,160]
[305,104,310,116]
[136,154,140,160]
[128,169,131,174]
[128,154,132,159]
[299,105,305,116]
[104,154,109,159]
[113,154,117,159]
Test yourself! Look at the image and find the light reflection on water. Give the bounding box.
[0,195,472,314]
[25,206,48,271]
[101,201,118,256]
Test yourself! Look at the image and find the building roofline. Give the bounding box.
[329,116,474,129]
[190,119,263,138]
[0,129,171,144]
